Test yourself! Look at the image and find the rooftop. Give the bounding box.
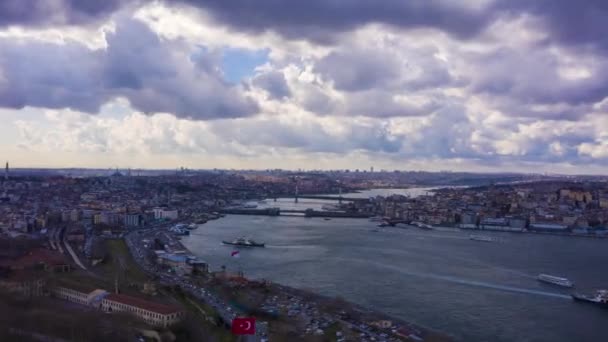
[0,248,67,269]
[106,293,182,315]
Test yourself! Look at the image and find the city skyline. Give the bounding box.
[1,1,608,174]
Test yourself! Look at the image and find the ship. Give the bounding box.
[222,237,265,247]
[411,221,433,230]
[469,235,495,242]
[537,274,574,287]
[322,204,341,211]
[169,227,190,236]
[572,290,608,309]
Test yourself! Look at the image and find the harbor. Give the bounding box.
[182,210,608,342]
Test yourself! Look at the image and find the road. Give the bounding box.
[124,227,267,341]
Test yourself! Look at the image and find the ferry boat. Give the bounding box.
[537,274,574,287]
[222,237,265,248]
[572,290,608,309]
[469,235,495,242]
[169,227,190,236]
[321,204,341,211]
[412,221,433,230]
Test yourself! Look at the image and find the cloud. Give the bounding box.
[470,46,608,108]
[494,0,608,52]
[0,17,258,120]
[2,1,608,172]
[0,0,135,27]
[251,70,291,100]
[173,0,492,43]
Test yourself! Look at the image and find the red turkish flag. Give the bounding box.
[232,317,256,335]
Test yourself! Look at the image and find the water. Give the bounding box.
[182,190,608,342]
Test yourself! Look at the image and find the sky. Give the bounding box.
[0,1,607,174]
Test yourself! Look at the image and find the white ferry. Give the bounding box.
[537,274,574,287]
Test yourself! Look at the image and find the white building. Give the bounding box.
[101,293,184,327]
[52,286,184,328]
[52,285,108,308]
[153,208,178,220]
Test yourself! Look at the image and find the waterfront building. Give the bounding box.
[124,213,143,228]
[528,222,568,232]
[101,293,184,327]
[153,208,179,220]
[52,285,108,307]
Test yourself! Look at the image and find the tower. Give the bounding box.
[294,183,299,203]
[4,161,8,181]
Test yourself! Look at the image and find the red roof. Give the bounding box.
[3,270,44,282]
[106,293,182,315]
[0,248,67,269]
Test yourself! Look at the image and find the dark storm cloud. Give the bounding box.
[315,49,401,92]
[251,71,291,100]
[175,0,491,43]
[0,0,136,27]
[0,18,258,120]
[1,0,607,54]
[493,0,608,51]
[469,46,608,117]
[313,44,462,94]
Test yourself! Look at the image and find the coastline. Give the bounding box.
[152,220,453,341]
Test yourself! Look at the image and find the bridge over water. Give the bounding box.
[220,207,370,218]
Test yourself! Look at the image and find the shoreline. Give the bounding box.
[165,221,453,341]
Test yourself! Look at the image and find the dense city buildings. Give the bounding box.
[0,168,607,341]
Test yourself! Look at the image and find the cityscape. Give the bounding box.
[1,1,608,342]
[0,165,607,341]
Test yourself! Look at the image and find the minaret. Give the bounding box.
[4,161,8,181]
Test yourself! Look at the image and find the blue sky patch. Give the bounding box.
[221,48,269,84]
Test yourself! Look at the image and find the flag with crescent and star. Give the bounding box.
[232,317,256,335]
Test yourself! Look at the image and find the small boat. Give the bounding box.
[324,218,331,221]
[222,237,265,248]
[469,235,494,242]
[187,223,198,230]
[537,274,574,287]
[169,228,189,236]
[572,290,608,309]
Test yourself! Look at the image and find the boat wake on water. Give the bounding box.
[340,258,571,300]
